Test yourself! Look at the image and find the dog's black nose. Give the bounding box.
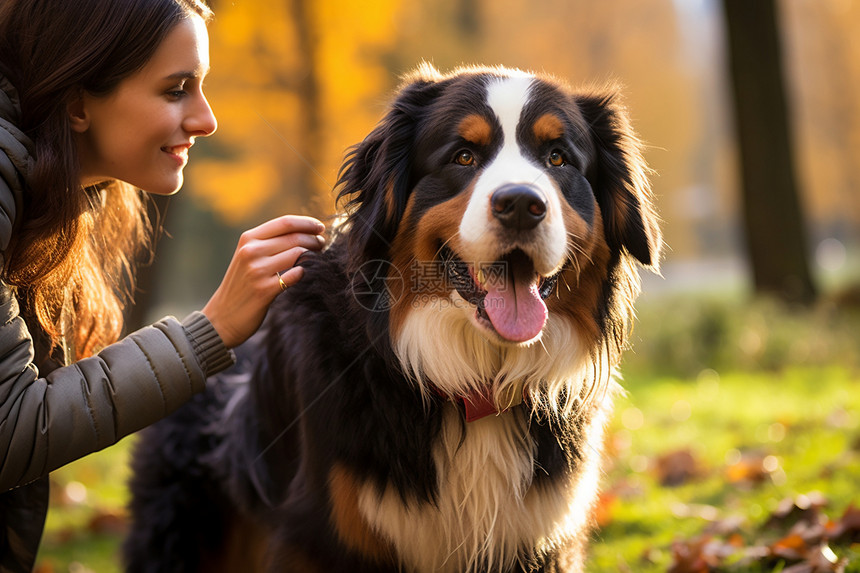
[491,185,547,231]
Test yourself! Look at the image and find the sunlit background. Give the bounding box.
[142,0,859,320]
[35,1,860,571]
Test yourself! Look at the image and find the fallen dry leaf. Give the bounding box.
[87,509,128,535]
[662,493,857,571]
[771,532,809,561]
[656,449,702,487]
[667,535,714,573]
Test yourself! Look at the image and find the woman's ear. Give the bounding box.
[67,95,90,133]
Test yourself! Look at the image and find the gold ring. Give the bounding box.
[277,273,288,292]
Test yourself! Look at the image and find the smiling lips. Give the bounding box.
[161,143,192,164]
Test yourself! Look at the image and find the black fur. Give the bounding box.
[125,243,585,571]
[124,65,660,573]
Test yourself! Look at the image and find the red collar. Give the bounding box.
[432,384,524,422]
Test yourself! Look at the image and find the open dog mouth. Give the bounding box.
[440,246,560,343]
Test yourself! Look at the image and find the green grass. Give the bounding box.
[34,293,860,572]
[589,366,860,572]
[36,439,133,573]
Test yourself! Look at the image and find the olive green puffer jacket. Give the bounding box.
[0,73,234,572]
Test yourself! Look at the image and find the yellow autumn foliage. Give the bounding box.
[188,0,403,224]
[183,0,859,262]
[190,158,280,224]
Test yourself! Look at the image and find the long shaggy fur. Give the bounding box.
[123,64,661,573]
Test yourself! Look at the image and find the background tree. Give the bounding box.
[128,0,860,325]
[721,0,817,304]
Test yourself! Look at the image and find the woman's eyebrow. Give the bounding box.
[163,67,210,81]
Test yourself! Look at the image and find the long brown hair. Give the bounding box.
[0,0,213,360]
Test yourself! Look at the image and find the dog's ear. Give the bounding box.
[337,66,445,269]
[576,90,662,269]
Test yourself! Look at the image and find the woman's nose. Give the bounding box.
[185,93,217,136]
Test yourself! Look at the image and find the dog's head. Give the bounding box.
[337,64,660,407]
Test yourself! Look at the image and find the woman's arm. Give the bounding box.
[0,284,234,491]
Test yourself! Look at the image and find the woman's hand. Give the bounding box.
[202,215,325,348]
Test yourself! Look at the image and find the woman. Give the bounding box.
[0,0,325,569]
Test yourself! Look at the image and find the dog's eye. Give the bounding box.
[548,150,566,167]
[455,150,475,166]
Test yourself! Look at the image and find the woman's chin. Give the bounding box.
[140,175,184,196]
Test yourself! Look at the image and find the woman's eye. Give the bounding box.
[455,150,475,166]
[548,150,566,167]
[166,81,188,99]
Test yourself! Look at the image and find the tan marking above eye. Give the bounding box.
[458,114,493,146]
[533,113,564,142]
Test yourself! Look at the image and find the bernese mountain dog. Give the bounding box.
[123,64,661,573]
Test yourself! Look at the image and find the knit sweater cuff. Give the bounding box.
[181,311,236,376]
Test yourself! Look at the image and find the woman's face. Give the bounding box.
[73,14,217,195]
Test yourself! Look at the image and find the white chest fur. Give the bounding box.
[357,404,606,572]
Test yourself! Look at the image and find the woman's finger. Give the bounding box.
[244,215,325,241]
[229,230,324,271]
[276,265,305,291]
[255,232,325,257]
[270,246,311,277]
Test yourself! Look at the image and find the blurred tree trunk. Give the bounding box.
[722,0,817,304]
[289,0,323,209]
[457,0,480,38]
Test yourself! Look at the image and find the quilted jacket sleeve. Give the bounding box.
[0,286,235,491]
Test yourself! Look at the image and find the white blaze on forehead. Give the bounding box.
[487,74,533,146]
[459,75,568,272]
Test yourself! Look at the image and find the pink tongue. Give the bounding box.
[483,258,547,342]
